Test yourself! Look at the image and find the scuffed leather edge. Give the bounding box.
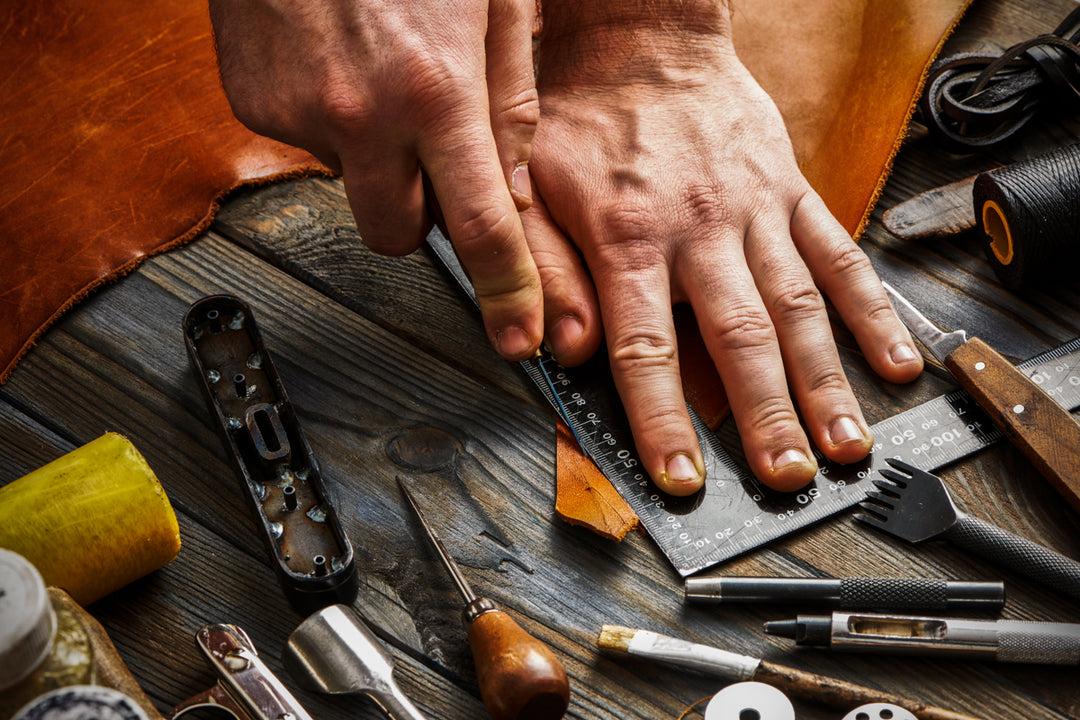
[851,0,976,241]
[0,163,334,386]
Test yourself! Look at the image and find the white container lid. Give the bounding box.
[11,686,149,720]
[0,548,56,692]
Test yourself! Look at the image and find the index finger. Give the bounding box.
[420,107,544,361]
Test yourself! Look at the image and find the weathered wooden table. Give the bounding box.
[3,0,1080,718]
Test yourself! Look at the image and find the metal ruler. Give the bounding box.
[426,229,1080,576]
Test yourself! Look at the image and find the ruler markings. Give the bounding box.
[427,229,1080,576]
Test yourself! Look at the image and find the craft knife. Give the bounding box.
[882,281,1080,511]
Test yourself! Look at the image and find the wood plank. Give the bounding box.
[3,0,1080,718]
[5,232,1074,719]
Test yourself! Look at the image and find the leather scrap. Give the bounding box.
[0,0,328,383]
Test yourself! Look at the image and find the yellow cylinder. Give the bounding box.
[0,433,181,606]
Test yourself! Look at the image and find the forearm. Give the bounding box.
[537,0,735,88]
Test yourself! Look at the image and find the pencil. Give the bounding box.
[597,625,984,720]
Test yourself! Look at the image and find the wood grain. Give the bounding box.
[3,1,1080,719]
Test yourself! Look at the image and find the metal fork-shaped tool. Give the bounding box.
[856,458,1080,601]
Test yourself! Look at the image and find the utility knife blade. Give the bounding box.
[882,281,1080,512]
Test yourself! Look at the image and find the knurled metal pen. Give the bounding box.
[764,612,1080,665]
[685,576,1005,612]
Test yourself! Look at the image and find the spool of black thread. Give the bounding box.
[973,143,1080,289]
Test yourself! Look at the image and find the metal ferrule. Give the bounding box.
[463,597,499,626]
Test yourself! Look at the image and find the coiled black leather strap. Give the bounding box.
[920,7,1080,152]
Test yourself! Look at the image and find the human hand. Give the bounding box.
[208,0,545,360]
[525,4,924,495]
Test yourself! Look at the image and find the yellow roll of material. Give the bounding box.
[0,432,181,605]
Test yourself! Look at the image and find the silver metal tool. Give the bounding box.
[169,624,314,720]
[283,604,427,720]
[764,611,1080,665]
[857,458,1080,601]
[882,281,1080,511]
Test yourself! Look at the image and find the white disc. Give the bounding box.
[703,682,795,720]
[841,703,918,720]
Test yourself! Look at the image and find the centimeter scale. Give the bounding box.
[427,229,1080,576]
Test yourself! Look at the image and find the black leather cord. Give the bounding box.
[920,7,1080,153]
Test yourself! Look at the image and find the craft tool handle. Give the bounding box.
[467,609,570,720]
[944,337,1080,512]
[945,514,1080,601]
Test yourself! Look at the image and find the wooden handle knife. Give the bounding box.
[883,282,1080,512]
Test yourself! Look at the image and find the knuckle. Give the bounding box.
[497,86,540,131]
[314,77,372,136]
[866,294,899,323]
[682,184,733,227]
[707,303,776,354]
[595,203,664,269]
[747,395,801,436]
[805,365,850,395]
[825,238,873,276]
[455,204,518,254]
[609,332,678,376]
[770,281,826,321]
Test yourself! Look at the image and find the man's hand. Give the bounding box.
[209,0,545,360]
[527,3,924,495]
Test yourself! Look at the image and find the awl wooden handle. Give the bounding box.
[946,337,1080,512]
[468,610,570,720]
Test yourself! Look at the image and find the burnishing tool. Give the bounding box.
[398,478,570,720]
[882,282,1080,511]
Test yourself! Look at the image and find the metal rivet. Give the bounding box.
[974,362,986,371]
[1013,404,1025,414]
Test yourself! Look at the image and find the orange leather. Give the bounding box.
[733,0,973,238]
[0,0,328,383]
[0,0,970,537]
[553,0,973,535]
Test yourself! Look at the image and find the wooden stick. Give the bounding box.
[597,625,984,720]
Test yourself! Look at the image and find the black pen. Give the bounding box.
[685,576,1005,612]
[764,612,1080,665]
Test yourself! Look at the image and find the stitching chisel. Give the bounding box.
[881,282,1080,511]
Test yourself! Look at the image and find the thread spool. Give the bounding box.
[973,143,1080,289]
[703,682,795,720]
[841,703,918,720]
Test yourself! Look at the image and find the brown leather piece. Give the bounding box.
[733,0,974,237]
[0,0,328,383]
[553,0,973,536]
[0,0,970,536]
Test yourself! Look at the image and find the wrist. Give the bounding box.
[536,0,734,90]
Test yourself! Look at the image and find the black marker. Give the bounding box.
[685,576,1005,612]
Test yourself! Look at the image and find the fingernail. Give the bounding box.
[772,448,814,473]
[510,162,532,211]
[550,315,585,356]
[496,326,533,359]
[829,415,867,447]
[660,453,704,494]
[891,342,920,364]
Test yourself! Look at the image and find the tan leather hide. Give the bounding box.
[0,0,970,536]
